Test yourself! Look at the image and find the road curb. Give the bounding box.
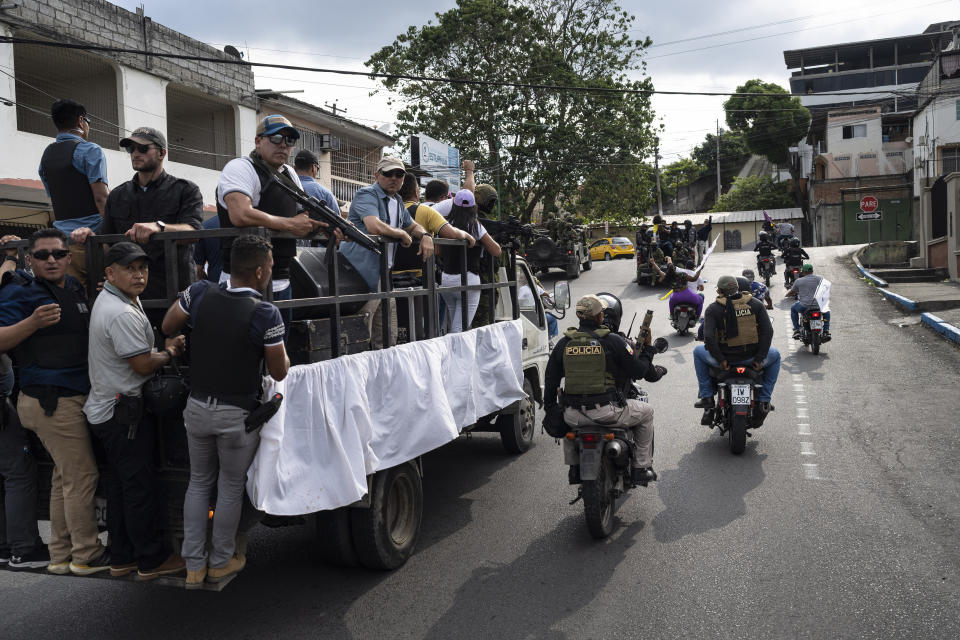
[852,253,888,287]
[921,312,960,345]
[878,289,919,312]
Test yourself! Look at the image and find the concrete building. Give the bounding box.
[913,48,960,280]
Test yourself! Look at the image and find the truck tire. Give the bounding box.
[582,255,592,271]
[529,237,556,262]
[315,507,359,567]
[498,378,535,454]
[566,261,580,279]
[350,461,422,570]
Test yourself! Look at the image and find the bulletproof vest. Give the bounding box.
[757,242,775,256]
[39,140,98,221]
[10,277,89,370]
[714,294,760,348]
[441,221,482,275]
[218,159,298,279]
[783,248,803,264]
[189,286,263,405]
[561,327,617,396]
[392,203,423,272]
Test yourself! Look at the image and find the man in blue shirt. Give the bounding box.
[37,99,110,289]
[293,149,339,213]
[0,228,108,576]
[340,157,434,348]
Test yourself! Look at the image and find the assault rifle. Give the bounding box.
[478,216,546,243]
[270,176,381,255]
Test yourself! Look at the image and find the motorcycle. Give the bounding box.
[670,304,698,336]
[798,305,828,354]
[784,265,800,287]
[702,365,769,455]
[758,256,776,287]
[567,338,668,539]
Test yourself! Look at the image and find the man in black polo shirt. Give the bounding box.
[71,127,203,327]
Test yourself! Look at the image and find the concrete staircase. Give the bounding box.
[869,267,949,283]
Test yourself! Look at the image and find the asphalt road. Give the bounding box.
[2,246,959,639]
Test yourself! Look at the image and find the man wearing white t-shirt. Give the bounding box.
[216,115,328,335]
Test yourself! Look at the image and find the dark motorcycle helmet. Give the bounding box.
[758,231,769,242]
[790,238,801,248]
[742,268,756,281]
[595,292,623,332]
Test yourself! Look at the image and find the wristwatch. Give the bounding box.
[156,220,166,232]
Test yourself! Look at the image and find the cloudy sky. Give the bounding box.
[114,0,959,165]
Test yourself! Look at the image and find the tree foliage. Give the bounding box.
[690,129,751,186]
[574,154,656,223]
[367,0,658,222]
[710,174,794,212]
[660,157,705,201]
[722,79,810,166]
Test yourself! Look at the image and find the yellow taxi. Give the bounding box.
[589,236,635,261]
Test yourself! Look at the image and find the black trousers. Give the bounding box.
[0,401,43,556]
[88,415,169,570]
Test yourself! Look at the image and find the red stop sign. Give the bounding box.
[860,196,878,212]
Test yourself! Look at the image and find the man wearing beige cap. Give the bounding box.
[543,294,660,487]
[340,156,434,348]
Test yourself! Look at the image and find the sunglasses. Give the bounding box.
[381,169,405,179]
[31,249,70,261]
[81,115,91,124]
[124,143,157,154]
[265,133,298,147]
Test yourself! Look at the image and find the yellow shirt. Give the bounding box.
[404,201,449,235]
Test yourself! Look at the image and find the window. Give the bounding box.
[590,239,608,248]
[13,35,119,146]
[941,147,960,176]
[955,99,960,121]
[514,265,543,328]
[165,87,235,171]
[842,125,867,139]
[612,237,631,245]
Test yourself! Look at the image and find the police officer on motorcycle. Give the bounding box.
[754,231,777,275]
[543,294,662,487]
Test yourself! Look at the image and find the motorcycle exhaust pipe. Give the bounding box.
[605,439,627,462]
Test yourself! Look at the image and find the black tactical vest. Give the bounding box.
[189,286,263,409]
[10,278,89,370]
[218,159,298,280]
[392,203,423,272]
[441,221,482,275]
[39,140,99,221]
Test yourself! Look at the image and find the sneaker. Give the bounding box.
[185,567,207,590]
[206,554,245,583]
[631,467,657,487]
[792,330,801,340]
[0,547,10,565]
[70,550,111,576]
[568,464,581,485]
[694,397,715,409]
[9,546,51,570]
[110,562,138,578]
[137,553,186,581]
[47,560,71,575]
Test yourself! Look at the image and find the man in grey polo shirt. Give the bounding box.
[85,242,186,580]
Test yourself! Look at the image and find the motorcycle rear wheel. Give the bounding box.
[729,414,747,455]
[583,457,615,539]
[811,330,821,355]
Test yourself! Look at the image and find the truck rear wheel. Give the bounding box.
[499,378,535,454]
[350,461,422,570]
[315,507,359,567]
[565,260,580,279]
[582,255,592,271]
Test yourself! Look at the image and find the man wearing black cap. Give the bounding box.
[84,242,187,580]
[692,274,780,424]
[71,127,203,326]
[293,149,339,215]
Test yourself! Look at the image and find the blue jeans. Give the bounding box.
[791,302,830,331]
[693,345,781,402]
[546,312,558,339]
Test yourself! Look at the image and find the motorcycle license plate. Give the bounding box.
[810,319,824,329]
[731,384,751,405]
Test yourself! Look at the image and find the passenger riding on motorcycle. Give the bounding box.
[542,294,662,487]
[754,232,777,274]
[692,275,781,425]
[785,263,831,341]
[742,269,773,310]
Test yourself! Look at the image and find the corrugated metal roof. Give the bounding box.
[659,208,802,225]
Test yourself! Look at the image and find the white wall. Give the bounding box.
[826,115,882,156]
[912,98,960,194]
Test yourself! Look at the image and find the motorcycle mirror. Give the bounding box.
[654,337,669,353]
[553,280,571,309]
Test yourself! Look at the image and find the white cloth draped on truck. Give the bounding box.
[246,319,525,515]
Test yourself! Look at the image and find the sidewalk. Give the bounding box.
[854,252,960,346]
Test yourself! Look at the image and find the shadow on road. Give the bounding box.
[423,516,645,639]
[651,439,766,544]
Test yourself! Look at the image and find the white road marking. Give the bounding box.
[800,442,816,455]
[798,423,811,435]
[802,463,820,480]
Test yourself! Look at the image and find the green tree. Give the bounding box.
[367,0,658,222]
[574,155,656,223]
[660,157,705,201]
[709,174,794,212]
[722,79,811,215]
[690,129,751,187]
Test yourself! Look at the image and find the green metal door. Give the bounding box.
[842,197,912,244]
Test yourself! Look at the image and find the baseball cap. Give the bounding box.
[474,184,498,204]
[801,263,813,273]
[742,269,755,280]
[453,189,476,207]
[295,149,319,165]
[717,275,739,295]
[257,114,299,138]
[576,294,608,318]
[376,156,405,173]
[120,127,167,150]
[105,242,148,267]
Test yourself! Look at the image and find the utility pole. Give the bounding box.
[324,101,346,116]
[654,136,664,216]
[716,120,722,204]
